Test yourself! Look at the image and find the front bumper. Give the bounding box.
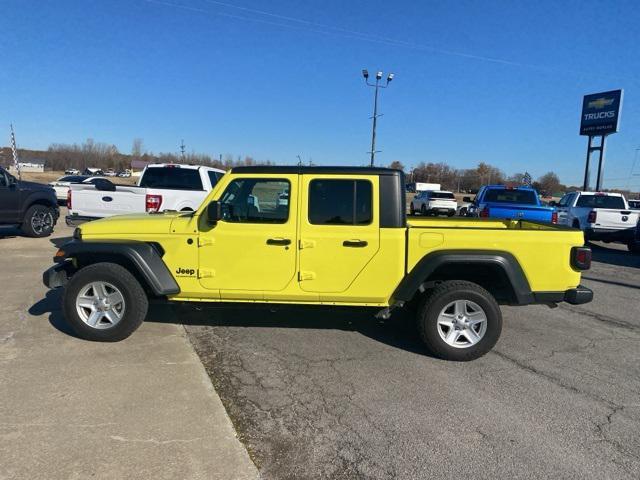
[43,263,69,289]
[533,285,593,305]
[65,215,100,227]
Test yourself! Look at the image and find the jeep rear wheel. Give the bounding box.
[22,205,55,237]
[62,262,148,341]
[417,281,502,361]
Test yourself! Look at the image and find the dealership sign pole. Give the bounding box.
[580,90,623,191]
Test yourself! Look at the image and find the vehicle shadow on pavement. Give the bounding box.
[149,302,431,356]
[588,242,640,269]
[29,288,80,338]
[30,291,430,355]
[0,226,21,239]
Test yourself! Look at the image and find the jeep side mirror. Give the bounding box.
[207,201,221,224]
[463,196,472,203]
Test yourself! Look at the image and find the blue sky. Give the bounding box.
[1,0,640,188]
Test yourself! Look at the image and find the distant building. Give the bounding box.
[9,158,46,173]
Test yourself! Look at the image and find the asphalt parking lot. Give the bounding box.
[2,213,640,479]
[182,243,640,479]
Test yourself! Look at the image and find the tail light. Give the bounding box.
[571,246,592,270]
[479,207,490,218]
[145,194,163,213]
[587,210,597,223]
[551,211,558,224]
[66,189,72,210]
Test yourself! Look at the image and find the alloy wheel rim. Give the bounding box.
[31,211,53,234]
[75,281,126,329]
[437,299,487,348]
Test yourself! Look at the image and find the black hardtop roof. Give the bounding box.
[229,165,402,176]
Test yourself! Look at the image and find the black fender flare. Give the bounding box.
[58,240,180,296]
[392,250,534,305]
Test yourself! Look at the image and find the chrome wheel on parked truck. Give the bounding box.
[417,281,502,361]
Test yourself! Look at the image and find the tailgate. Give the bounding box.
[591,209,638,230]
[70,184,146,218]
[487,204,552,222]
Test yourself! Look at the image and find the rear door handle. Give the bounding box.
[343,240,368,248]
[266,238,291,246]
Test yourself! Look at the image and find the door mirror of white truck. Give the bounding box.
[207,201,221,224]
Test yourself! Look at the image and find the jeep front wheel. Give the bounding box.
[62,262,148,341]
[417,280,502,361]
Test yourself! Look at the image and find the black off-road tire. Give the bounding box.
[416,280,502,361]
[409,203,415,215]
[62,262,148,342]
[421,204,427,215]
[22,204,56,237]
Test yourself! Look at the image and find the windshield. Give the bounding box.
[430,192,455,199]
[483,189,538,205]
[576,195,626,209]
[139,167,203,190]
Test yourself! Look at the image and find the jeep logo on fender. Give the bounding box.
[175,267,196,276]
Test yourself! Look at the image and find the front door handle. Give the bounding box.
[343,240,368,248]
[266,238,291,246]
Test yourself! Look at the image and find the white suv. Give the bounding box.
[410,190,457,217]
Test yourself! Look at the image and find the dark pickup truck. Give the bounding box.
[0,166,59,237]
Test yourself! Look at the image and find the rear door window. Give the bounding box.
[575,195,626,209]
[308,179,372,225]
[140,167,203,190]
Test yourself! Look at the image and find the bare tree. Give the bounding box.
[131,138,144,159]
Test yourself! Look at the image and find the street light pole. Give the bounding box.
[362,69,394,167]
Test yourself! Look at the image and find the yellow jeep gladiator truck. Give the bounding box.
[43,167,593,361]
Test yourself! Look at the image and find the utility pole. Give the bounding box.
[362,70,394,166]
[180,139,186,161]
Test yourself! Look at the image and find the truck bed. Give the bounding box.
[406,217,584,292]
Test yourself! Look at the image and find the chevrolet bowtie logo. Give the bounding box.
[588,97,614,109]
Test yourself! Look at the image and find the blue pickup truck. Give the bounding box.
[465,185,557,224]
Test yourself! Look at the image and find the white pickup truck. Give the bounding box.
[66,164,225,226]
[555,191,639,251]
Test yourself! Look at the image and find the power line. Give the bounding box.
[142,0,579,72]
